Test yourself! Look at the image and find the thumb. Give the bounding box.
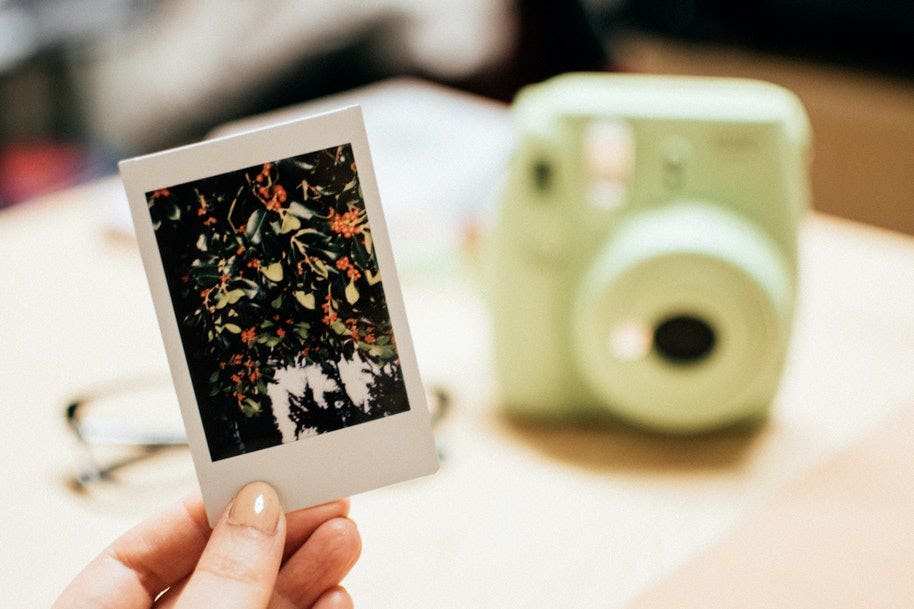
[175,481,286,609]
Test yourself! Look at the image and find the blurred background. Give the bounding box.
[0,0,912,232]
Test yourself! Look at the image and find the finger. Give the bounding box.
[52,493,212,609]
[282,498,350,561]
[150,576,188,608]
[312,586,354,609]
[270,518,361,609]
[148,499,352,608]
[174,481,285,609]
[155,512,361,609]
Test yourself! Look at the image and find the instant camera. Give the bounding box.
[487,73,811,433]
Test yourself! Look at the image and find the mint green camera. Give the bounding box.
[488,73,811,433]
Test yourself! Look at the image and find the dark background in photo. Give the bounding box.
[147,143,409,461]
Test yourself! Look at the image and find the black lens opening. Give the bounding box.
[653,315,716,364]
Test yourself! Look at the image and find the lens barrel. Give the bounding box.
[572,203,793,432]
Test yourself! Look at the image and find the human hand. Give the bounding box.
[53,481,361,609]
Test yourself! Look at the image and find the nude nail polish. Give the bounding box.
[228,481,281,533]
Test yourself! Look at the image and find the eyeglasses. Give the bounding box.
[63,376,452,504]
[63,376,195,508]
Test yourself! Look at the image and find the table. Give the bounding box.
[3,79,914,608]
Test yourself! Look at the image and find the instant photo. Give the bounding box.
[120,107,438,524]
[147,144,408,461]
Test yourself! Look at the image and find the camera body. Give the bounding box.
[488,73,811,433]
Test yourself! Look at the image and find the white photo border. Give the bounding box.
[120,106,438,525]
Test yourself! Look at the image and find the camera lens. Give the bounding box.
[653,315,716,364]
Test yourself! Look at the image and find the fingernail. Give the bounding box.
[228,481,281,534]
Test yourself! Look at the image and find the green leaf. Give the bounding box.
[257,334,282,349]
[279,213,301,234]
[260,261,284,282]
[331,320,348,335]
[223,323,242,334]
[312,258,329,279]
[287,201,313,219]
[294,322,310,340]
[241,398,261,417]
[294,290,316,309]
[367,343,396,359]
[224,289,245,304]
[365,269,382,285]
[271,295,284,309]
[292,228,323,238]
[246,209,267,244]
[345,279,359,304]
[165,201,181,221]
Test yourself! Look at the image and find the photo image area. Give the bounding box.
[146,144,410,461]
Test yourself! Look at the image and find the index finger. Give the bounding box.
[52,492,211,609]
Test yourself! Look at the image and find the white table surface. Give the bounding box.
[2,79,914,608]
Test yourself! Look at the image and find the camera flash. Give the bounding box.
[608,320,651,361]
